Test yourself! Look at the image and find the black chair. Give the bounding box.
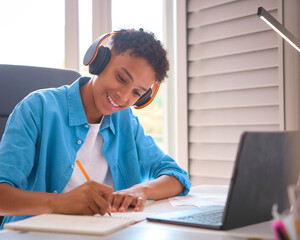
[0,64,81,225]
[0,64,81,138]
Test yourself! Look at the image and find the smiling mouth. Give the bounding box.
[107,93,122,108]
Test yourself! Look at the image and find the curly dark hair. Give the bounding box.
[111,28,169,82]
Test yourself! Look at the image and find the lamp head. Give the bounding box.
[257,7,300,52]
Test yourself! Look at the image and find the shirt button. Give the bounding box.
[71,164,74,169]
[84,124,89,128]
[77,140,82,145]
[53,190,57,193]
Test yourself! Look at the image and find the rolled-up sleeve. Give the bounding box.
[133,114,191,196]
[0,94,39,189]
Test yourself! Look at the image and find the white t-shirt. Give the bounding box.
[62,119,114,193]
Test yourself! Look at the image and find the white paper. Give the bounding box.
[169,185,229,208]
[96,211,152,222]
[4,214,135,235]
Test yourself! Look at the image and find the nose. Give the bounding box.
[116,86,131,105]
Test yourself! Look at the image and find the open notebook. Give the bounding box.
[4,213,146,236]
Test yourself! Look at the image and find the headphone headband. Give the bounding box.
[83,32,118,66]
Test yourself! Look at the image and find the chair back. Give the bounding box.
[0,64,81,139]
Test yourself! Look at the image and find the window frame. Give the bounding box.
[164,0,189,171]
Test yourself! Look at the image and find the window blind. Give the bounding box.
[187,0,283,185]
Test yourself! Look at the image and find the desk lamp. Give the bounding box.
[258,8,300,240]
[257,7,300,52]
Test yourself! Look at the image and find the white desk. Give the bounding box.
[0,186,274,240]
[135,197,273,240]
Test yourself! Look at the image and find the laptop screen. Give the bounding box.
[223,131,300,229]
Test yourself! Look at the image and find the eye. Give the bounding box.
[134,90,141,97]
[117,74,126,83]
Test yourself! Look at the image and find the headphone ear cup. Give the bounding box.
[134,82,160,109]
[134,88,152,108]
[88,46,111,75]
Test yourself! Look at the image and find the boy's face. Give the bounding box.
[91,49,156,117]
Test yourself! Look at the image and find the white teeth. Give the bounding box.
[107,94,120,107]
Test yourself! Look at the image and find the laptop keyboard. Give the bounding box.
[174,210,223,225]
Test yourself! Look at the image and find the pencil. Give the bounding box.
[76,160,91,181]
[75,160,111,216]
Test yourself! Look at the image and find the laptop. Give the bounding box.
[147,131,300,230]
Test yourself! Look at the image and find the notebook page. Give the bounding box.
[102,211,155,222]
[4,214,135,236]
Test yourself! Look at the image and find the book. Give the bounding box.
[4,214,135,236]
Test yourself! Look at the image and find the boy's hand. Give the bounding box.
[110,185,147,212]
[50,181,113,215]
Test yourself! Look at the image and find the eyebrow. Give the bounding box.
[121,67,148,92]
[122,67,133,81]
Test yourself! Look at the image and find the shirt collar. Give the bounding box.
[67,77,116,135]
[67,77,89,126]
[101,114,115,135]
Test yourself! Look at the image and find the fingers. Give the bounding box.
[118,194,135,210]
[110,192,146,212]
[110,193,123,212]
[85,181,113,215]
[91,191,111,215]
[90,181,114,199]
[134,197,145,212]
[52,181,113,216]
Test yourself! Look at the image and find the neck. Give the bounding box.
[79,78,103,124]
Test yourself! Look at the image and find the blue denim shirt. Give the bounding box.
[0,77,191,227]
